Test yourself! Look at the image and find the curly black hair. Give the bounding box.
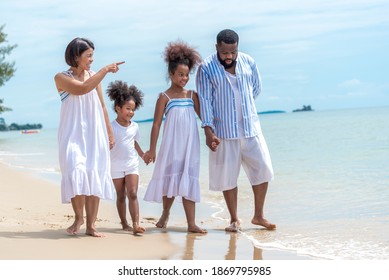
[107,80,144,112]
[164,40,202,74]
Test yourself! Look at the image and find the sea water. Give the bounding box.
[1,106,388,260]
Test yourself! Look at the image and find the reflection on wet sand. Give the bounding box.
[181,231,263,260]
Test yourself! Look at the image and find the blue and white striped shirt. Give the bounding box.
[196,52,262,139]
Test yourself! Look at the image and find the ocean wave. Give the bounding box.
[242,229,389,260]
[0,160,60,174]
[0,151,45,156]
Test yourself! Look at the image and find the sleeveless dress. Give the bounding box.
[144,92,200,203]
[57,70,114,203]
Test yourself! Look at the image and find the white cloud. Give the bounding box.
[346,91,367,97]
[338,79,363,88]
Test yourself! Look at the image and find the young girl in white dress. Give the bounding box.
[107,81,147,235]
[143,40,207,234]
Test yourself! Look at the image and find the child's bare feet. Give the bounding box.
[66,218,84,235]
[251,217,276,230]
[188,225,207,234]
[156,210,170,228]
[121,221,133,232]
[85,227,105,237]
[225,221,241,232]
[132,223,146,235]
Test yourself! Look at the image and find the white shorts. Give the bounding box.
[209,135,274,191]
[111,166,139,179]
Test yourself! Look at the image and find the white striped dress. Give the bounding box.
[143,92,200,203]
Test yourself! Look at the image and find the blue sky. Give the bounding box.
[1,0,388,128]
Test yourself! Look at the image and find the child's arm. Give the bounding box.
[135,141,144,157]
[146,94,167,162]
[192,91,201,120]
[134,141,145,161]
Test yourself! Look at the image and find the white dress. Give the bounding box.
[58,70,114,203]
[144,92,200,203]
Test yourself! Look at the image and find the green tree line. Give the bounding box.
[0,24,17,114]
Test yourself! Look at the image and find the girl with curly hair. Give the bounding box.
[143,40,207,234]
[107,81,147,235]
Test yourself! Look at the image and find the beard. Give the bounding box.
[217,52,236,69]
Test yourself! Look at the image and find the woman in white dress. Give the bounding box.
[54,37,123,237]
[143,40,207,233]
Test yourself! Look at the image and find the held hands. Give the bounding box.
[207,135,220,152]
[106,61,125,73]
[205,128,220,152]
[142,150,156,165]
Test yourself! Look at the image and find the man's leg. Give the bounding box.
[209,139,241,232]
[252,182,276,229]
[223,187,240,232]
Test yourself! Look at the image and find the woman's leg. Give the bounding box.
[66,195,85,235]
[85,195,104,237]
[182,198,207,234]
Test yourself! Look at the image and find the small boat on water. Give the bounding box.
[20,129,40,134]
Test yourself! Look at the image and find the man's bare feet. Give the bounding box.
[188,225,207,234]
[133,223,146,235]
[85,228,105,237]
[156,211,169,228]
[66,219,84,235]
[251,217,276,230]
[225,221,241,232]
[121,222,133,232]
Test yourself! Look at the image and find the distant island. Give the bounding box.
[134,107,313,122]
[0,118,43,131]
[135,118,155,123]
[292,105,314,112]
[258,110,286,115]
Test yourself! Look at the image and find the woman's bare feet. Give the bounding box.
[132,223,146,235]
[156,210,170,228]
[66,218,84,235]
[188,225,207,234]
[251,217,276,230]
[225,221,241,233]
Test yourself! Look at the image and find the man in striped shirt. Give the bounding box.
[196,29,276,232]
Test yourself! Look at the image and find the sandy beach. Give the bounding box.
[0,162,312,260]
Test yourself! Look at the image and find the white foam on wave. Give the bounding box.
[0,151,45,156]
[242,229,389,260]
[241,230,335,260]
[0,159,60,174]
